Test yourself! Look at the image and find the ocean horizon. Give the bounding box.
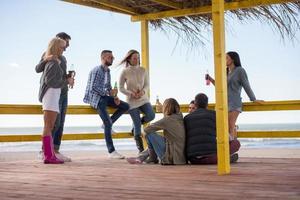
[0,123,300,152]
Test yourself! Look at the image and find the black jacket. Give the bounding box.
[184,108,217,159]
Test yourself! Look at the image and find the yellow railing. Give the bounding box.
[0,100,299,142]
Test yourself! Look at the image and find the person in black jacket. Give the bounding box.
[184,93,240,164]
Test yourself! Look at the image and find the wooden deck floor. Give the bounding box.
[0,154,299,200]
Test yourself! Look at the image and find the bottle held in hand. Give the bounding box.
[68,64,76,89]
[113,81,118,97]
[155,95,163,113]
[68,64,76,78]
[205,73,210,86]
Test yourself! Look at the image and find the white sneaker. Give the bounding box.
[55,152,72,162]
[109,151,125,159]
[101,124,117,134]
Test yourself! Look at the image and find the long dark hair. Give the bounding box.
[227,51,242,67]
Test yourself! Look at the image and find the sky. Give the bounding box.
[0,0,299,127]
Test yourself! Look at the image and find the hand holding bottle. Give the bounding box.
[68,64,76,89]
[205,70,211,86]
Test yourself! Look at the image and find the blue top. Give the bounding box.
[227,67,256,111]
[83,65,112,109]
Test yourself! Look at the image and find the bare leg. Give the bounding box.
[43,110,58,136]
[228,111,239,139]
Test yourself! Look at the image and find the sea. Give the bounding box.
[0,123,300,152]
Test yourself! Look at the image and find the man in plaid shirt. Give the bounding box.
[84,50,129,159]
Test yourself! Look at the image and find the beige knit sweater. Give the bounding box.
[119,65,150,109]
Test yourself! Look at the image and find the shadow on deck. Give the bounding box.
[0,152,299,200]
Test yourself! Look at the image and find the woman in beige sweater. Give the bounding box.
[119,50,155,153]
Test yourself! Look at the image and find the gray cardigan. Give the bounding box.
[144,113,186,165]
[228,67,256,111]
[36,55,68,96]
[38,60,65,102]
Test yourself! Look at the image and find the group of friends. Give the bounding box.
[36,32,263,164]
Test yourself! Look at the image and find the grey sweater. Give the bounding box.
[228,67,256,111]
[36,55,68,96]
[38,60,65,102]
[144,113,186,165]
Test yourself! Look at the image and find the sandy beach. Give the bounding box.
[1,147,300,162]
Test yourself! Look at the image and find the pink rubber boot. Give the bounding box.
[42,135,64,164]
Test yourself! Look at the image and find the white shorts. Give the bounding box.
[42,88,61,113]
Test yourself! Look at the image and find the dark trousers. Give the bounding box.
[96,96,129,153]
[189,139,241,164]
[52,93,68,151]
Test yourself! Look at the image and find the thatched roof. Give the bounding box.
[62,0,300,48]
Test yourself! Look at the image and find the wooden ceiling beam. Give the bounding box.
[92,0,139,15]
[149,0,182,9]
[131,0,298,21]
[62,0,132,15]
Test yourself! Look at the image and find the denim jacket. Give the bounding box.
[83,65,112,108]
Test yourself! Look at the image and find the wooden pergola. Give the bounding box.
[61,0,297,175]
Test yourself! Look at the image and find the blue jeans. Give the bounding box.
[96,96,129,153]
[52,93,68,151]
[145,132,166,160]
[128,103,155,138]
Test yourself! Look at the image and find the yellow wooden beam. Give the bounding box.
[131,0,297,21]
[238,131,300,138]
[61,0,132,15]
[0,132,133,142]
[141,20,150,96]
[1,131,299,142]
[212,0,230,175]
[242,100,300,111]
[91,0,138,15]
[149,0,182,9]
[141,20,150,148]
[0,100,299,114]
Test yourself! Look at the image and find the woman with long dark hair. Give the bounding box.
[207,51,263,140]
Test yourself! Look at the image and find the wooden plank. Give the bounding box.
[61,0,132,15]
[91,0,138,15]
[1,100,298,114]
[212,0,230,174]
[131,0,298,21]
[0,131,299,142]
[149,0,182,9]
[0,157,299,199]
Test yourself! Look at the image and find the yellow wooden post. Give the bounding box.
[141,20,150,147]
[212,0,230,175]
[141,20,149,89]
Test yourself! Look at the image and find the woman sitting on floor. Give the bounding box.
[127,98,186,165]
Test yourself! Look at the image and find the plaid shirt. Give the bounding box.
[83,65,112,108]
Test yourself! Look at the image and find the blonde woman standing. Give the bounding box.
[38,38,71,164]
[119,50,155,153]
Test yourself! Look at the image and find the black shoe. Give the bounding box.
[230,153,239,163]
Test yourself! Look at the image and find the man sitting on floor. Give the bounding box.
[184,93,240,164]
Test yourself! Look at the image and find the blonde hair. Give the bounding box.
[163,98,180,116]
[119,49,140,67]
[44,37,66,59]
